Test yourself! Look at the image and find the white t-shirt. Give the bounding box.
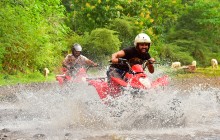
[63,54,89,68]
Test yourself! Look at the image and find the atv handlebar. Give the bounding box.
[142,60,157,70]
[109,58,157,74]
[109,58,156,66]
[68,64,99,72]
[118,58,128,64]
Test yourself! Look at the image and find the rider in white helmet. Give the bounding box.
[107,33,155,80]
[62,43,97,74]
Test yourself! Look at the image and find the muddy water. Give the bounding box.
[0,75,220,140]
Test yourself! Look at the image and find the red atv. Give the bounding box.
[86,59,169,99]
[86,59,168,99]
[56,66,89,85]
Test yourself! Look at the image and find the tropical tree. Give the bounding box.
[149,0,184,42]
[0,0,69,74]
[165,0,220,66]
[107,18,138,49]
[84,28,121,62]
[63,0,154,34]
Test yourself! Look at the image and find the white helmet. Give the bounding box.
[73,43,82,51]
[134,33,151,46]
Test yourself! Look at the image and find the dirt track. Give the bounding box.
[170,75,220,90]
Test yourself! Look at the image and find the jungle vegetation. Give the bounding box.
[0,0,220,77]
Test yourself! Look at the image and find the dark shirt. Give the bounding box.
[111,46,151,71]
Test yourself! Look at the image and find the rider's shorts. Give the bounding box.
[107,66,126,80]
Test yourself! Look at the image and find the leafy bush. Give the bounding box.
[0,0,69,74]
[159,44,193,65]
[84,28,121,62]
[107,18,136,49]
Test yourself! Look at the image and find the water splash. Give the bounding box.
[0,73,220,139]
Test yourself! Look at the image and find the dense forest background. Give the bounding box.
[0,0,220,75]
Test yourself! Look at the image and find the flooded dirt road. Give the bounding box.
[0,75,220,140]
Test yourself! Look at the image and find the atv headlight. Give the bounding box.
[139,77,151,89]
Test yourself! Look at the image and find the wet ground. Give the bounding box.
[0,75,220,140]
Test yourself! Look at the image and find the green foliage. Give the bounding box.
[67,0,122,33]
[0,0,70,74]
[62,0,187,64]
[166,0,220,67]
[149,0,184,39]
[159,44,194,65]
[0,43,5,71]
[84,28,121,61]
[64,0,154,34]
[1,0,220,81]
[107,18,136,49]
[0,71,55,86]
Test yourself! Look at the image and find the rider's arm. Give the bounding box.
[86,59,98,66]
[111,50,125,64]
[79,55,97,67]
[147,64,154,73]
[147,57,155,73]
[62,55,71,69]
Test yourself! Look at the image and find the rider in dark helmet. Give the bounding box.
[107,33,155,80]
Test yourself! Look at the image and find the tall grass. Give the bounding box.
[166,66,220,79]
[0,72,55,86]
